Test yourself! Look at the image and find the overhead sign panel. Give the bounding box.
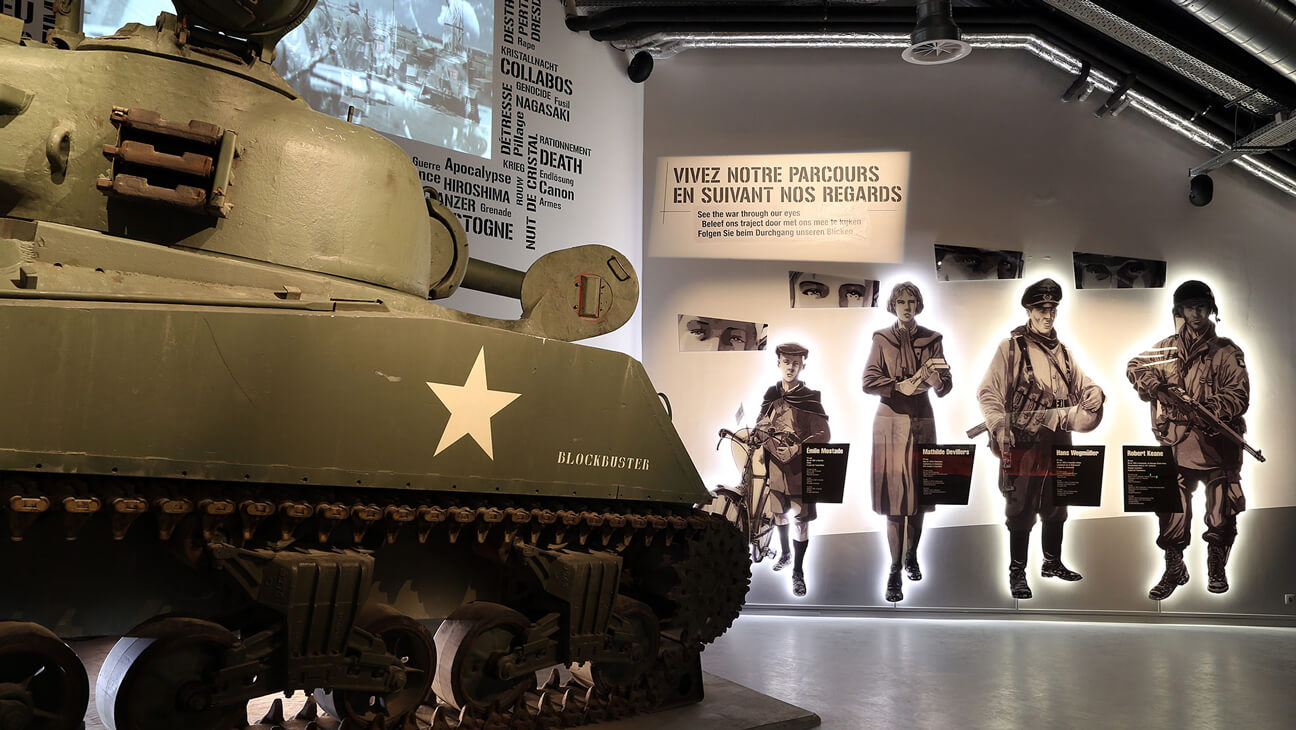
[648,152,910,263]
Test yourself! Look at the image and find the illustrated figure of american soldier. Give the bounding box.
[862,282,951,603]
[977,278,1104,599]
[756,343,830,597]
[1126,280,1252,599]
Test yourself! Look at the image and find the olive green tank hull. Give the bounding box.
[0,10,747,726]
[0,299,705,503]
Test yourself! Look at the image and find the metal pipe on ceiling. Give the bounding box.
[1171,0,1296,81]
[562,1,1296,196]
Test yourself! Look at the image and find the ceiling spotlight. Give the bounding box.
[627,51,653,83]
[1189,174,1214,206]
[902,0,971,65]
[1061,61,1094,102]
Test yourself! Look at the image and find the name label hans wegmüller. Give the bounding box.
[557,451,651,471]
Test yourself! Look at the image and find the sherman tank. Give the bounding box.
[0,2,749,728]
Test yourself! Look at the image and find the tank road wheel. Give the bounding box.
[0,622,89,730]
[575,596,660,688]
[432,603,537,711]
[314,604,436,727]
[94,619,243,730]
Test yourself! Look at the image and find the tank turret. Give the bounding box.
[0,4,748,728]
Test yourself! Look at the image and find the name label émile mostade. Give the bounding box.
[918,445,974,505]
[802,444,849,504]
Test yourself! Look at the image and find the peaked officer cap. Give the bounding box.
[1021,278,1063,308]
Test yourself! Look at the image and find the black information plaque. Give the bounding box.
[1123,445,1181,513]
[917,444,975,505]
[802,443,850,504]
[1053,445,1104,506]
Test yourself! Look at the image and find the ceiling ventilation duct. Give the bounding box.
[1170,0,1296,81]
[902,0,971,65]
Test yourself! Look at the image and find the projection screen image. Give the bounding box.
[84,0,494,158]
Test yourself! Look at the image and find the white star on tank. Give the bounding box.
[425,347,521,459]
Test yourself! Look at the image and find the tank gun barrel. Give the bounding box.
[460,259,525,300]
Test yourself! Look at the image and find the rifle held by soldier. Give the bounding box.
[1161,385,1264,463]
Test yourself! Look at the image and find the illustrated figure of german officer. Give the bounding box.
[977,278,1104,599]
[1126,281,1251,599]
[862,282,951,603]
[756,343,830,597]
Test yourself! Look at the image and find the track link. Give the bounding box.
[3,471,751,728]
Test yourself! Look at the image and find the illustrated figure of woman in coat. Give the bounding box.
[862,282,951,602]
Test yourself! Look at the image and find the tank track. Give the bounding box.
[237,639,702,730]
[2,471,751,728]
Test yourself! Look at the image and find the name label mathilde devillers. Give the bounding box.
[647,152,910,263]
[556,451,651,471]
[918,445,975,506]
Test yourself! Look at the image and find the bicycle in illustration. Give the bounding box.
[706,426,800,565]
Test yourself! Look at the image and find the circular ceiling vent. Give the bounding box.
[903,0,971,65]
[902,38,972,65]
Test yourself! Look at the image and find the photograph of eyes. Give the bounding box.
[789,271,880,308]
[678,315,770,352]
[1072,252,1167,289]
[933,244,1024,282]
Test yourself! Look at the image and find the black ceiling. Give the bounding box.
[562,0,1296,189]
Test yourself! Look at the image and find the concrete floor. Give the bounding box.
[73,636,820,730]
[700,614,1296,730]
[70,615,1296,729]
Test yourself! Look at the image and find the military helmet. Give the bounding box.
[1021,277,1063,308]
[1173,280,1217,316]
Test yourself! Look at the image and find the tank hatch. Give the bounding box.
[171,0,317,46]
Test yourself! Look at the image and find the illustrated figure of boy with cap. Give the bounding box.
[1126,280,1251,599]
[756,342,831,597]
[977,278,1104,599]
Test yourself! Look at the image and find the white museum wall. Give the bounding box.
[642,47,1296,615]
[394,1,645,357]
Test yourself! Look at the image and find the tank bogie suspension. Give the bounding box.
[1,471,751,729]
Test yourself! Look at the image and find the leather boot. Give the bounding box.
[1207,544,1231,594]
[885,564,903,603]
[1149,548,1189,600]
[1041,552,1083,581]
[1009,560,1032,599]
[904,548,922,581]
